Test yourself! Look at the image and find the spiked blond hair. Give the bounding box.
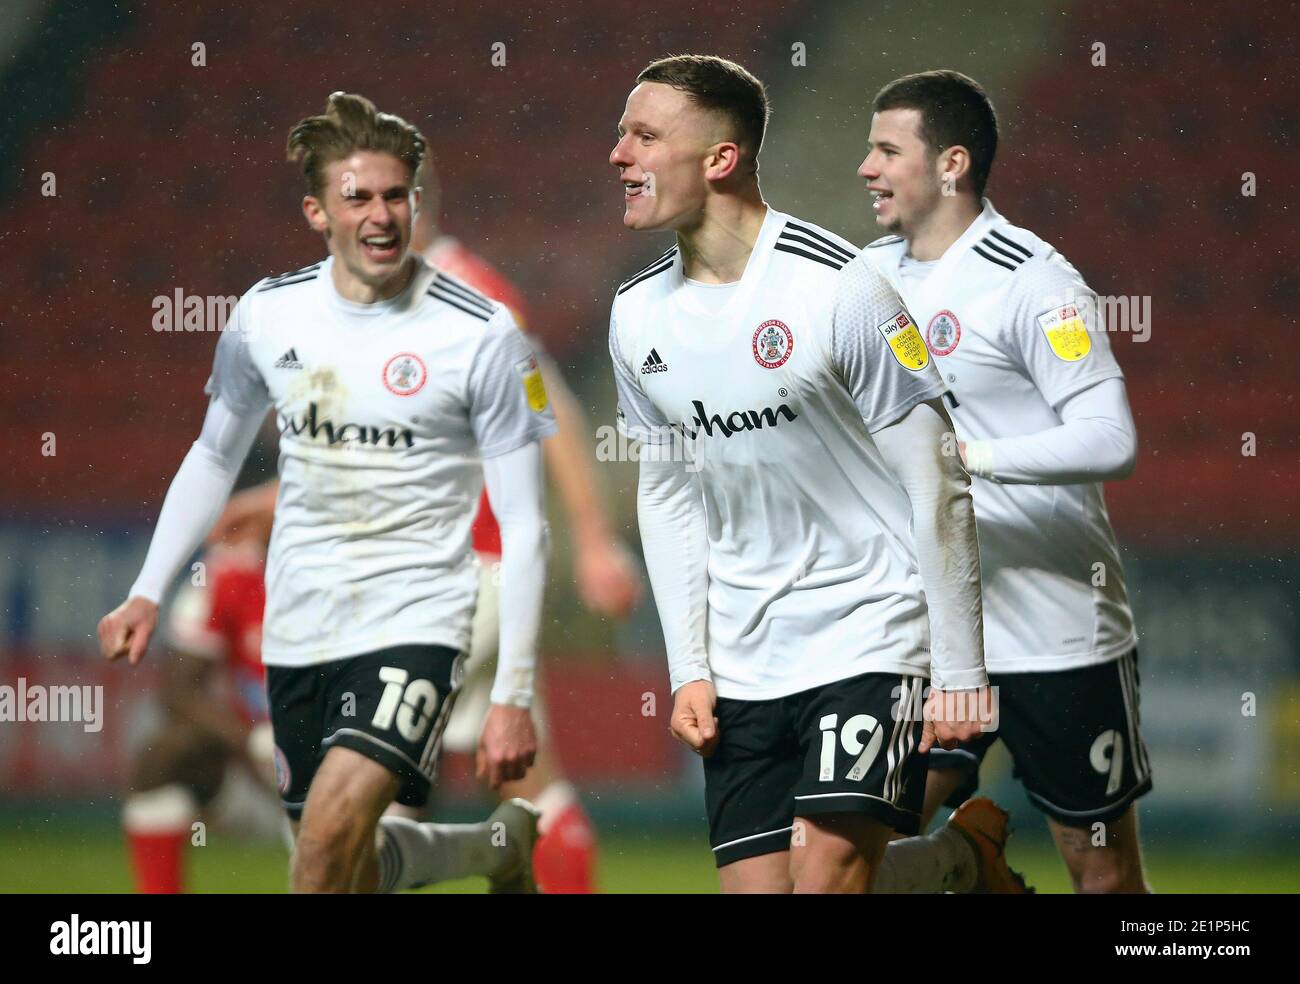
[286,91,427,197]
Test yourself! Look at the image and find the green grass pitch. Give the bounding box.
[3,826,1298,893]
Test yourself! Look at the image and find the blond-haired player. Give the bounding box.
[99,92,553,893]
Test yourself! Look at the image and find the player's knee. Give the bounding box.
[129,723,230,803]
[1070,852,1145,895]
[792,862,864,894]
[293,807,373,891]
[297,789,375,863]
[790,816,877,892]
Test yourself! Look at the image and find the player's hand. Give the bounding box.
[574,536,643,619]
[97,596,159,665]
[206,480,277,547]
[477,704,538,789]
[670,679,719,757]
[919,685,994,753]
[958,441,967,465]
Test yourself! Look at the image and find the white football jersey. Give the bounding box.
[612,207,952,701]
[207,254,556,667]
[866,199,1136,673]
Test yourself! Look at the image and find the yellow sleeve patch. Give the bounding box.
[876,310,930,371]
[516,356,549,412]
[1037,304,1092,362]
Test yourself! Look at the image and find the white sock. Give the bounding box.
[873,826,978,893]
[375,816,509,893]
[532,780,578,836]
[122,784,197,834]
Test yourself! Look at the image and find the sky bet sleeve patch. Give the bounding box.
[516,355,549,412]
[876,310,930,371]
[1037,303,1092,362]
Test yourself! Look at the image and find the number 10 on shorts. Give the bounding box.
[819,713,884,782]
[372,666,440,743]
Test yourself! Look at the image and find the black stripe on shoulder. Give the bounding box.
[774,243,844,271]
[266,261,323,281]
[866,235,904,249]
[987,229,1033,259]
[427,286,492,321]
[782,221,856,261]
[971,244,1017,272]
[257,273,319,292]
[620,247,677,283]
[617,255,676,295]
[434,273,494,314]
[257,261,324,292]
[778,231,852,266]
[977,236,1026,267]
[977,236,1029,266]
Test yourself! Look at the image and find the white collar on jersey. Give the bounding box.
[318,253,436,318]
[897,197,1003,288]
[671,205,786,319]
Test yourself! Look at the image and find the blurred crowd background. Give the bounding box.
[1,0,1297,881]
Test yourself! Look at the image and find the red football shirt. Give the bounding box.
[166,544,268,724]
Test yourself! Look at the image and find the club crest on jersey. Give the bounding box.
[1037,304,1092,362]
[876,311,929,371]
[383,353,428,396]
[752,320,793,369]
[925,310,962,356]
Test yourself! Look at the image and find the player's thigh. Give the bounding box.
[1048,804,1150,894]
[920,766,970,831]
[129,719,232,803]
[702,694,803,879]
[300,745,401,841]
[996,650,1153,829]
[920,729,999,830]
[718,851,792,894]
[790,812,894,893]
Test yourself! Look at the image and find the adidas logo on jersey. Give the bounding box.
[274,348,304,370]
[640,349,669,374]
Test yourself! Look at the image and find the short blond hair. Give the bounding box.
[286,91,427,198]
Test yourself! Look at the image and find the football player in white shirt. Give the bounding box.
[97,93,556,894]
[609,55,1002,893]
[858,70,1151,893]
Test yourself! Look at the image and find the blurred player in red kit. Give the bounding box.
[121,521,279,893]
[210,156,643,893]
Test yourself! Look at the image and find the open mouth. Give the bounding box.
[870,189,893,213]
[623,179,647,201]
[361,233,400,261]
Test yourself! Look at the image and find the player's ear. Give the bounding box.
[703,141,743,183]
[938,145,972,194]
[302,194,329,234]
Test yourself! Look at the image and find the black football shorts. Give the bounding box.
[704,672,929,868]
[266,644,465,820]
[928,648,1152,827]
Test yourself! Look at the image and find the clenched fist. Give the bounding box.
[671,679,719,757]
[97,596,159,665]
